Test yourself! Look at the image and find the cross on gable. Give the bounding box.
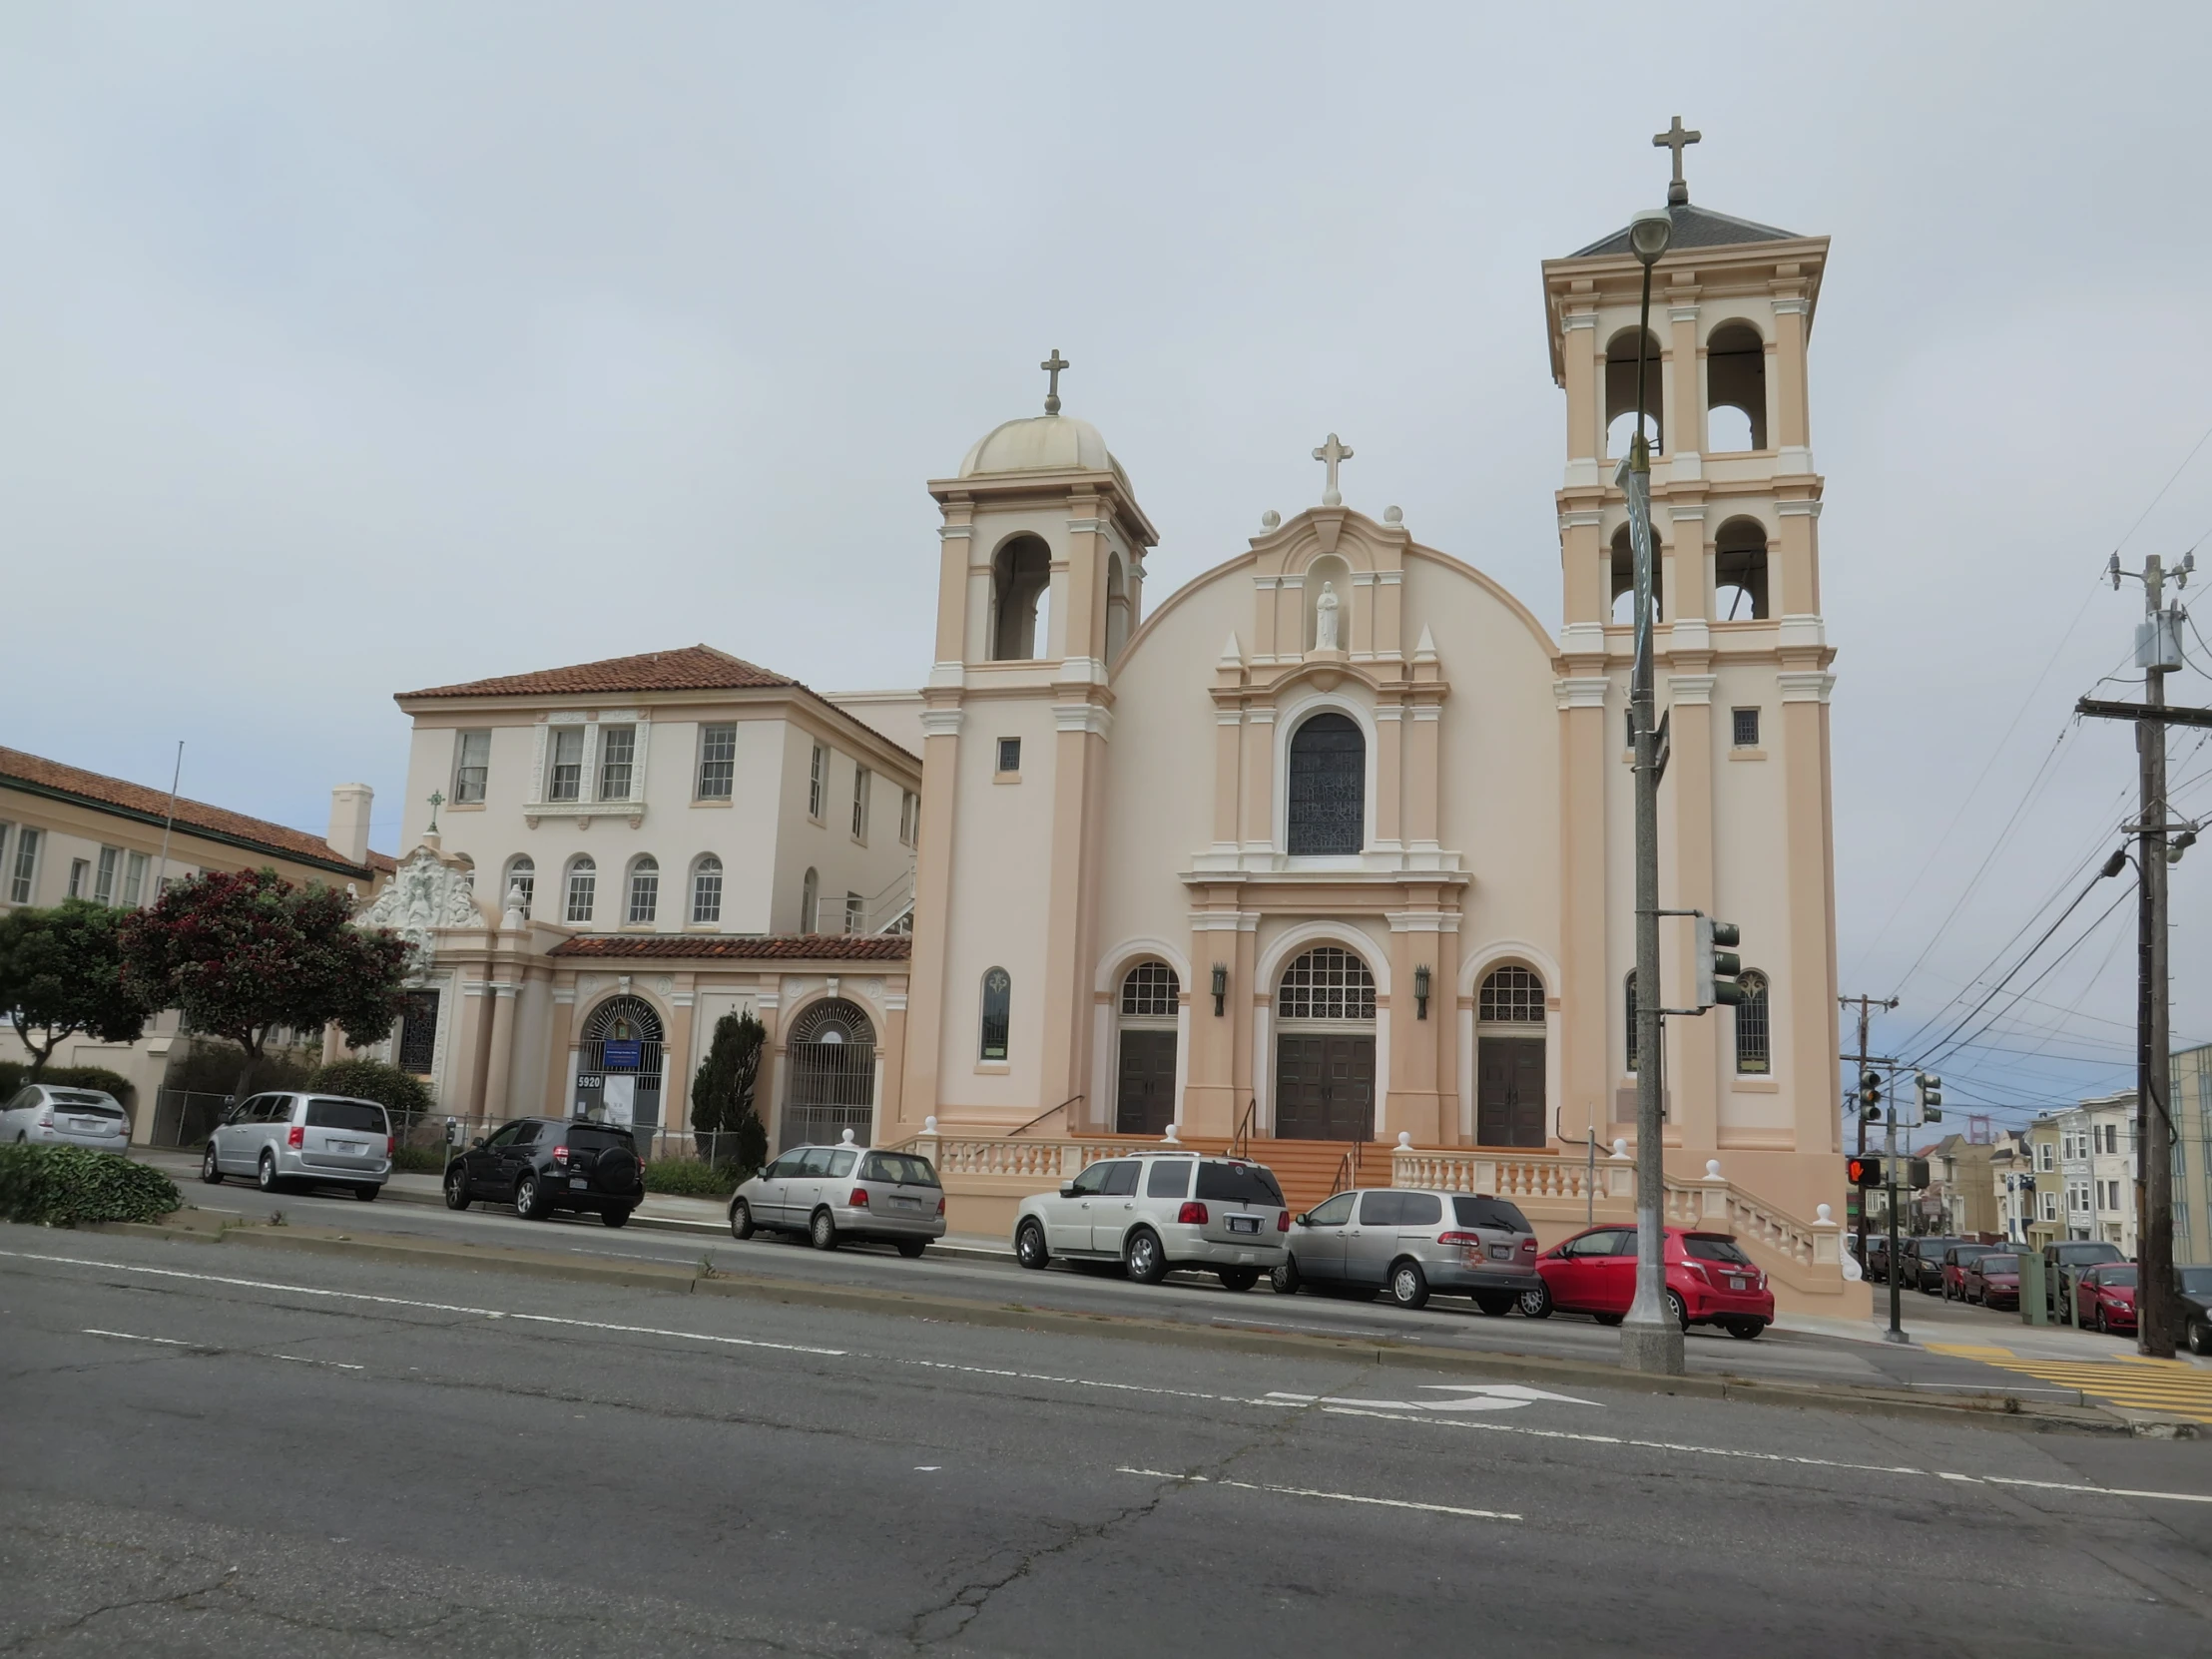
[1653,116,1700,206]
[1312,432,1354,507]
[1040,348,1069,415]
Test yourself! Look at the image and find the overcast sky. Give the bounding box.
[7,3,2210,1122]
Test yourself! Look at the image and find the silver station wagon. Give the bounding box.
[1013,1153,1289,1289]
[202,1090,393,1200]
[1274,1187,1541,1311]
[729,1134,945,1255]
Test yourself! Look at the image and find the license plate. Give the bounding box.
[1489,1245,1512,1261]
[1729,1276,1748,1291]
[886,1196,917,1211]
[333,1141,362,1154]
[1228,1215,1260,1234]
[71,1120,111,1133]
[571,1178,589,1189]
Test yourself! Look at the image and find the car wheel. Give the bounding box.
[352,1184,378,1202]
[1517,1283,1553,1320]
[1941,1281,1953,1301]
[514,1173,544,1220]
[1218,1267,1259,1293]
[1015,1219,1049,1270]
[2189,1319,2212,1357]
[1665,1290,1690,1332]
[2094,1304,2107,1335]
[1594,1312,1624,1327]
[1270,1257,1303,1295]
[1389,1259,1429,1310]
[201,1144,223,1185]
[1726,1318,1767,1341]
[1125,1228,1168,1285]
[896,1240,927,1259]
[600,1207,632,1229]
[257,1152,279,1193]
[810,1208,839,1251]
[444,1165,471,1210]
[1472,1291,1516,1317]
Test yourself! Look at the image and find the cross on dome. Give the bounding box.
[1040,348,1069,415]
[1653,116,1700,207]
[1313,432,1354,507]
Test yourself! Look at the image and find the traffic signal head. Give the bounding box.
[1696,916,1746,1009]
[1916,1072,1942,1122]
[1846,1155,1883,1187]
[1858,1068,1884,1115]
[1907,1157,1932,1190]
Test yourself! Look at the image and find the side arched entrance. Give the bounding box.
[1273,946,1376,1140]
[784,999,876,1150]
[578,995,666,1137]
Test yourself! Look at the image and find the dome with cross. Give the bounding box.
[957,412,1125,482]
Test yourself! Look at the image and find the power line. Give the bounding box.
[1931,885,2132,1068]
[1911,864,2129,1070]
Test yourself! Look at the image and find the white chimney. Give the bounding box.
[328,784,373,864]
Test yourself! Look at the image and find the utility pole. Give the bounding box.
[1843,994,1898,1273]
[2079,550,2206,1358]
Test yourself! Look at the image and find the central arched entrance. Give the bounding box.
[1273,945,1376,1140]
[783,999,876,1150]
[577,995,666,1139]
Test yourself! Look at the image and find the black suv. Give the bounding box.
[444,1116,643,1228]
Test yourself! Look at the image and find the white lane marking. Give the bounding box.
[1118,1467,1518,1522]
[82,1329,199,1348]
[274,1355,365,1371]
[893,1355,1290,1409]
[1319,1406,2212,1506]
[1272,1384,1595,1413]
[8,1251,844,1358]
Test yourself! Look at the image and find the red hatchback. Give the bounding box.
[1962,1253,2021,1309]
[2077,1264,2138,1334]
[1525,1225,1776,1340]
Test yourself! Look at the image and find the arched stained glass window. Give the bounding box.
[979,968,1011,1061]
[1477,965,1544,1024]
[1120,962,1180,1018]
[1276,947,1376,1021]
[1735,970,1771,1075]
[1287,713,1364,855]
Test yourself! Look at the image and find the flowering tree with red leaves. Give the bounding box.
[119,868,411,1101]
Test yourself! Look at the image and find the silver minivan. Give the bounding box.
[729,1133,945,1255]
[202,1091,393,1200]
[1275,1187,1541,1310]
[1013,1153,1289,1289]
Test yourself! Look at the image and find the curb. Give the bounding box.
[73,1213,2175,1438]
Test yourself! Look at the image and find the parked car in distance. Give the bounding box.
[1860,1234,1892,1285]
[203,1091,392,1199]
[443,1115,642,1226]
[2,1084,131,1150]
[1272,1189,1540,1311]
[729,1138,945,1255]
[2075,1263,2137,1335]
[1013,1153,1287,1288]
[2042,1240,2126,1318]
[2177,1266,2212,1356]
[1962,1252,2020,1309]
[1904,1237,1963,1295]
[1524,1225,1775,1339]
[1940,1243,2003,1301]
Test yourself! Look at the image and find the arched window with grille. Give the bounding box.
[979,967,1011,1061]
[1286,713,1365,855]
[1475,965,1546,1148]
[564,856,596,924]
[576,993,665,1139]
[625,855,659,925]
[1115,962,1180,1135]
[1734,970,1771,1075]
[690,855,723,925]
[503,855,534,919]
[784,998,877,1150]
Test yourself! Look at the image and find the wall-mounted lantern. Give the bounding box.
[1414,964,1431,1020]
[1211,962,1229,1016]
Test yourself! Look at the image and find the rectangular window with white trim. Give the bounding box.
[598,725,636,801]
[851,766,869,841]
[809,744,828,820]
[453,730,491,804]
[124,849,149,906]
[899,790,919,847]
[697,724,737,800]
[549,728,584,802]
[94,846,120,904]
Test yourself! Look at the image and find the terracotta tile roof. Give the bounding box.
[399,645,799,701]
[0,747,389,880]
[550,933,911,962]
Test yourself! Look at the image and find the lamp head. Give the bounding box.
[1627,209,1673,267]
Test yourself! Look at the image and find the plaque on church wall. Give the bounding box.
[397,990,439,1076]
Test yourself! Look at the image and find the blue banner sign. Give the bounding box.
[602,1041,643,1071]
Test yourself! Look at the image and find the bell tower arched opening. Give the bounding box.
[1705,321,1768,452]
[989,535,1052,661]
[1714,517,1771,621]
[1603,326,1664,458]
[1610,524,1665,626]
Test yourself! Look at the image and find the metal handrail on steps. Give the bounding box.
[1228,1099,1258,1160]
[1010,1094,1082,1137]
[1328,1144,1359,1196]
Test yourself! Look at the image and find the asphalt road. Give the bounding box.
[5,1227,2211,1656]
[142,1152,2099,1402]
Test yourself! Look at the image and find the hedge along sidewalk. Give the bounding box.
[0,1145,181,1227]
[64,1208,2172,1439]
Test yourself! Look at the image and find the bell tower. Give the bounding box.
[1542,129,1842,1201]
[897,356,1160,1134]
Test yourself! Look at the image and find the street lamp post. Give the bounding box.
[1618,206,1684,1377]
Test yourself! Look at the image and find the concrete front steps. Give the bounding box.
[1131,1136,1394,1217]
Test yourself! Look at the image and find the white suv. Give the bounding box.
[1013,1153,1289,1289]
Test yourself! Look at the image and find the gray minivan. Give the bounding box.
[202,1091,393,1200]
[729,1134,945,1255]
[1274,1187,1542,1311]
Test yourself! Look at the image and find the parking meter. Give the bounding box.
[444,1116,458,1147]
[2017,1250,2048,1325]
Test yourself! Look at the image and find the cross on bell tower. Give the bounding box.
[1653,116,1700,206]
[1040,348,1069,415]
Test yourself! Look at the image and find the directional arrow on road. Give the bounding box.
[1269,1384,1596,1413]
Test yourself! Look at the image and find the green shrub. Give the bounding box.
[163,1037,313,1100]
[0,1145,181,1227]
[390,1144,449,1174]
[304,1058,435,1137]
[641,1159,740,1198]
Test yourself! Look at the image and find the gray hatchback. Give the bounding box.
[1274,1188,1542,1311]
[729,1134,945,1255]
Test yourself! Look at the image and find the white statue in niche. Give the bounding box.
[1314,581,1342,651]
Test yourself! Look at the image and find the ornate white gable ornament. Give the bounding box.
[360,846,484,979]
